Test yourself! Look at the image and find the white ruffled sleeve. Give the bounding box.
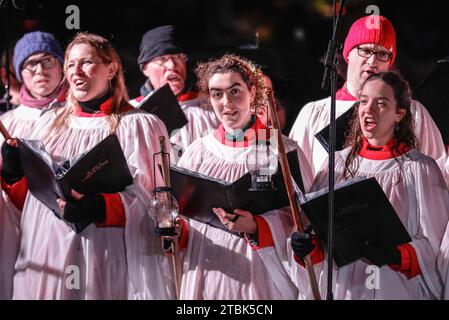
[169,103,218,164]
[409,156,449,299]
[117,112,177,299]
[438,223,449,299]
[411,100,448,186]
[289,102,317,174]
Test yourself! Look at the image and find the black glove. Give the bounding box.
[291,225,315,259]
[362,241,401,267]
[1,141,24,184]
[162,238,172,252]
[63,194,106,232]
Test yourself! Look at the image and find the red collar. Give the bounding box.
[134,90,198,104]
[56,89,67,103]
[178,91,198,102]
[213,117,271,148]
[74,97,133,117]
[336,83,357,101]
[358,137,412,160]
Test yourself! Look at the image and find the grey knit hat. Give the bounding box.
[13,31,64,82]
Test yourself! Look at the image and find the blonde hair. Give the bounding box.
[52,32,129,133]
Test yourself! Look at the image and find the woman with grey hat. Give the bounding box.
[0,31,66,300]
[130,25,219,162]
[1,31,66,143]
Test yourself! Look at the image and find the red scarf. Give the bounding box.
[358,137,412,160]
[74,97,133,117]
[213,117,271,148]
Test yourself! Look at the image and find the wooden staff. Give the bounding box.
[265,89,321,300]
[158,136,183,300]
[0,120,12,141]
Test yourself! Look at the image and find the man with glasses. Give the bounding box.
[289,15,447,184]
[0,31,66,300]
[130,25,218,161]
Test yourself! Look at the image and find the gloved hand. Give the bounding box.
[1,141,24,184]
[362,241,401,267]
[162,238,173,252]
[63,194,106,231]
[291,225,315,259]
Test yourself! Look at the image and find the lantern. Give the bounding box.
[150,186,179,237]
[246,142,278,191]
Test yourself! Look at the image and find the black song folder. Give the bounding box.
[413,58,449,144]
[300,176,412,267]
[135,83,188,135]
[18,134,133,231]
[314,102,357,153]
[170,150,303,235]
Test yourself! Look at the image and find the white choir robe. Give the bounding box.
[279,148,449,299]
[0,103,61,299]
[289,98,448,186]
[129,97,219,164]
[176,132,313,299]
[437,155,449,300]
[0,192,15,300]
[10,107,177,299]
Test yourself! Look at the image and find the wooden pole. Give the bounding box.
[265,90,321,300]
[0,120,12,141]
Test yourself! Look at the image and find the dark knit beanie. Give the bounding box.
[137,25,184,70]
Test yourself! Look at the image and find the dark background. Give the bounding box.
[1,0,449,132]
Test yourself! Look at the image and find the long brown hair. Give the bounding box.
[52,32,129,133]
[343,71,415,178]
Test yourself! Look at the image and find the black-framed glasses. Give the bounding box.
[23,55,57,72]
[150,53,187,66]
[357,46,392,62]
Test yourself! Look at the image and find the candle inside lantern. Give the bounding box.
[158,219,173,228]
[150,186,178,236]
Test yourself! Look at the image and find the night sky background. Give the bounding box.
[1,0,449,133]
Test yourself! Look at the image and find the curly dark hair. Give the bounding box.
[194,53,266,110]
[343,71,416,178]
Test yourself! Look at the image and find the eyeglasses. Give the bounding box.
[23,55,57,72]
[150,53,187,66]
[357,47,392,62]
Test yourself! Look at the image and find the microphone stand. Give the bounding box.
[321,0,345,301]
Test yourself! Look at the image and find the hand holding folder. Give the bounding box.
[170,150,303,235]
[18,134,133,232]
[300,176,411,267]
